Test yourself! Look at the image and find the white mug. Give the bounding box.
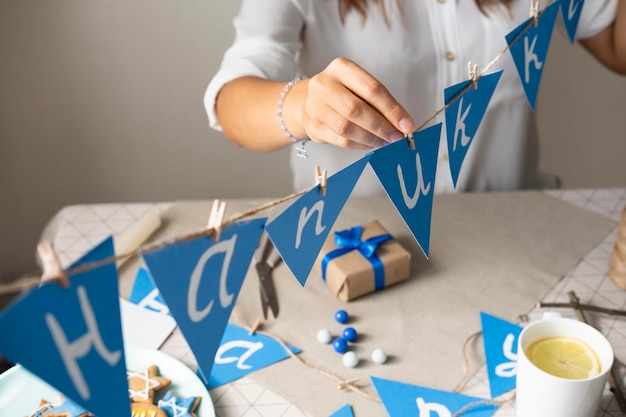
[516,312,614,417]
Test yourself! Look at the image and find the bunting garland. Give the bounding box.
[444,70,503,189]
[0,238,129,417]
[506,2,560,110]
[265,156,369,286]
[141,218,267,381]
[559,0,586,43]
[0,1,601,414]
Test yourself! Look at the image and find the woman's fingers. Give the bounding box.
[303,58,414,149]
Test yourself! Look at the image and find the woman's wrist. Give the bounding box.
[277,76,309,144]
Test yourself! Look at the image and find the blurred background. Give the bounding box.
[1,0,625,284]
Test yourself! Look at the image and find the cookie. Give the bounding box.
[157,391,201,417]
[130,402,167,417]
[35,396,92,417]
[127,365,171,403]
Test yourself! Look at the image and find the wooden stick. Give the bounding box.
[537,301,626,317]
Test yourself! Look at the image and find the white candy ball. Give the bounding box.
[342,351,359,368]
[371,348,387,364]
[317,328,333,344]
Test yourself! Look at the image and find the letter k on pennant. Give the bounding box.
[506,1,559,110]
[444,70,503,188]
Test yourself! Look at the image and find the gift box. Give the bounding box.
[314,220,411,301]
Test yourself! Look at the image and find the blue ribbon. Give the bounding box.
[321,225,393,291]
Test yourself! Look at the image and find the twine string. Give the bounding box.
[233,313,381,402]
[0,190,306,297]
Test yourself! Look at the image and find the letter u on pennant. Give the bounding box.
[369,124,441,258]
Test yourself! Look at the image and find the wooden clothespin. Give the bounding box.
[207,199,226,241]
[529,0,539,26]
[468,62,479,89]
[37,241,69,287]
[407,132,416,150]
[314,165,327,196]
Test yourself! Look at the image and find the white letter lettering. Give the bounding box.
[187,234,237,322]
[295,201,326,249]
[524,35,543,84]
[453,97,472,152]
[397,154,431,209]
[45,285,121,400]
[495,333,518,377]
[214,340,264,370]
[416,397,452,417]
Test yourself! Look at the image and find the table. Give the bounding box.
[38,188,626,417]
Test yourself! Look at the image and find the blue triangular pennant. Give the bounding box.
[265,156,369,286]
[480,312,523,398]
[559,0,585,43]
[444,70,503,189]
[128,267,171,316]
[329,403,354,417]
[368,125,441,258]
[141,218,266,380]
[198,324,300,389]
[371,376,499,417]
[0,237,129,417]
[506,1,559,110]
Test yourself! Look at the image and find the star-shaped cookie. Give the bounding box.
[157,390,201,417]
[127,365,171,403]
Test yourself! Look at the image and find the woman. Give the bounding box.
[205,0,625,196]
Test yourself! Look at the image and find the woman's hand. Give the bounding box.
[297,57,415,150]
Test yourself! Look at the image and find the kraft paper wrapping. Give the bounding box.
[314,220,411,301]
[120,191,616,417]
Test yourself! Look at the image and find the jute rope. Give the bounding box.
[235,314,522,414]
[234,314,381,402]
[609,204,626,290]
[0,190,306,297]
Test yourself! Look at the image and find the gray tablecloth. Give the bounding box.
[123,191,616,416]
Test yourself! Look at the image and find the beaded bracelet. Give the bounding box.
[277,75,310,158]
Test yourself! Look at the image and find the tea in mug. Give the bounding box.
[525,335,601,380]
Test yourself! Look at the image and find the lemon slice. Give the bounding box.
[526,336,601,380]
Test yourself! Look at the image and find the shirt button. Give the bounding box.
[442,153,449,161]
[445,51,456,61]
[438,0,446,3]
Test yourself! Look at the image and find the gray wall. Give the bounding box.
[1,1,625,281]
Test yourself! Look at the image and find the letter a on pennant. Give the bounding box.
[368,124,441,258]
[0,237,129,417]
[559,0,585,43]
[506,1,559,110]
[371,376,499,417]
[265,156,369,286]
[444,70,503,189]
[141,218,266,382]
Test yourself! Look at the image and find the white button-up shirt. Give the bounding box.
[205,0,616,196]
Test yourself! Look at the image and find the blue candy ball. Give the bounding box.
[335,309,349,324]
[342,327,358,342]
[332,337,348,354]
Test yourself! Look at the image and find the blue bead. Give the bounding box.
[335,309,349,324]
[332,337,348,354]
[342,327,357,342]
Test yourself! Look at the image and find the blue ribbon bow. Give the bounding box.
[321,225,393,291]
